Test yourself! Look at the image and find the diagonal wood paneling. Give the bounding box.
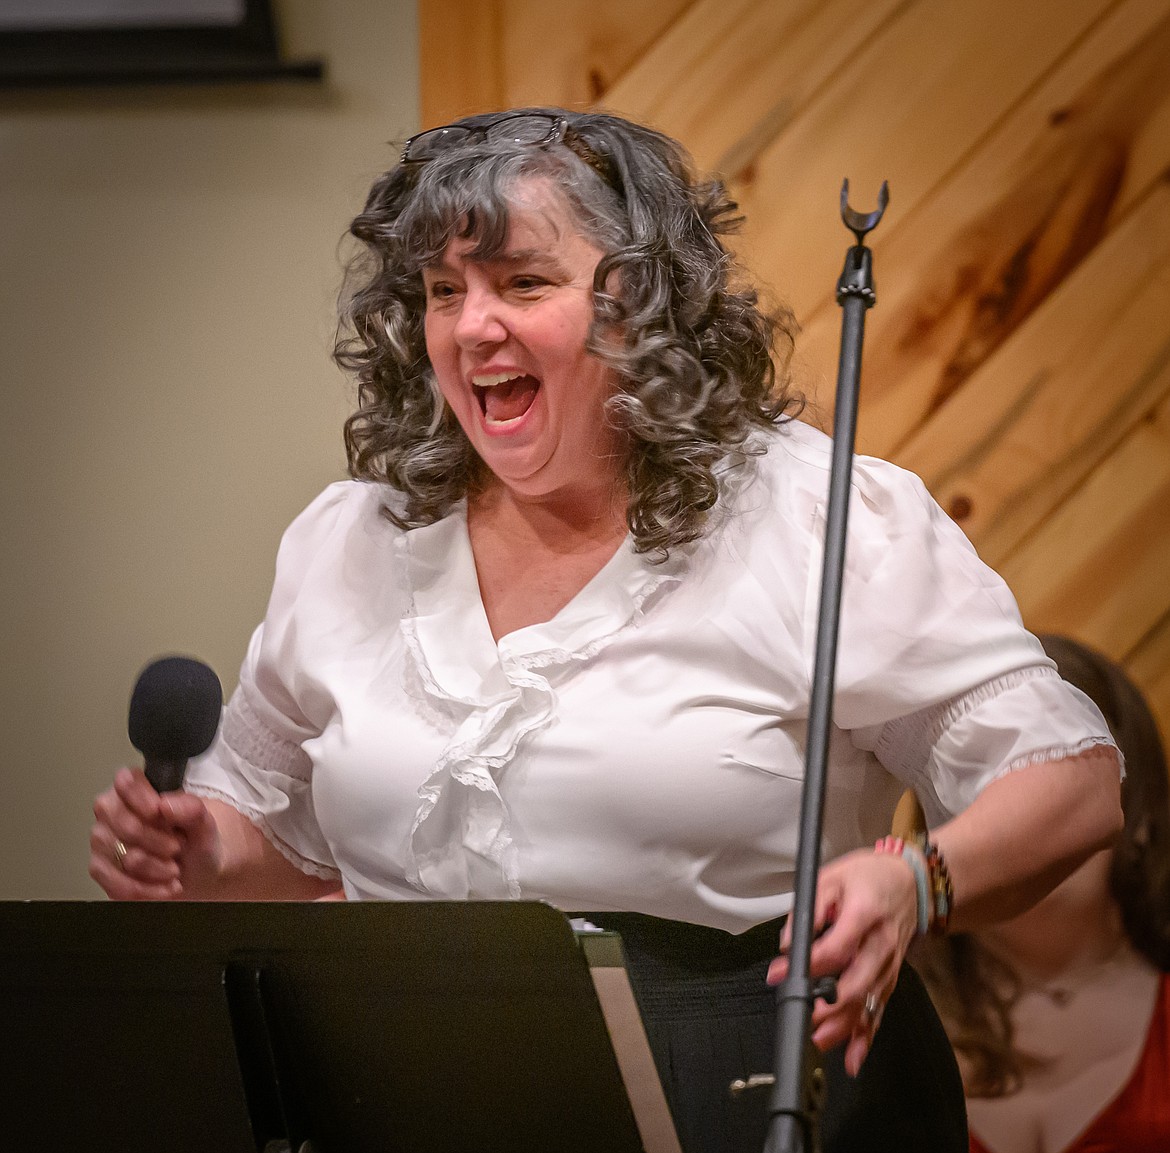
[723,0,1115,323]
[416,0,1170,744]
[794,0,1170,457]
[418,1,506,124]
[600,0,908,177]
[999,389,1170,661]
[499,0,693,110]
[418,0,692,127]
[896,176,1170,569]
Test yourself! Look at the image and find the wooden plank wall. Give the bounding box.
[418,0,1170,747]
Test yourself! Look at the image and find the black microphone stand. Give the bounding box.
[764,179,889,1153]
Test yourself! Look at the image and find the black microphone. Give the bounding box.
[128,656,223,792]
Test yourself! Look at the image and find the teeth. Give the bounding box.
[471,372,524,388]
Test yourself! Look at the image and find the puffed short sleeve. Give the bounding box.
[183,481,374,880]
[816,452,1115,827]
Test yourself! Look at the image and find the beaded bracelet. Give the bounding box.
[874,834,953,935]
[919,837,954,935]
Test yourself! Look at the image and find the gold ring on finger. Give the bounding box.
[113,839,129,870]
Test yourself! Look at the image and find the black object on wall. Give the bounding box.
[0,1,324,88]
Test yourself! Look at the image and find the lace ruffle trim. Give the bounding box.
[405,667,558,898]
[506,571,682,672]
[394,529,683,899]
[999,734,1121,777]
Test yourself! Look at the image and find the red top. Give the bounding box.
[970,973,1170,1153]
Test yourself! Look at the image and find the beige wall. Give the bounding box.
[0,1,418,898]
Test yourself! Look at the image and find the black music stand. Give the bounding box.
[0,900,668,1153]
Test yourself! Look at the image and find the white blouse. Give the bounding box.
[185,420,1114,931]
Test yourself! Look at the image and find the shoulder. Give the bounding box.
[758,419,943,515]
[278,479,401,556]
[732,420,956,555]
[287,477,399,529]
[268,479,408,604]
[255,479,417,666]
[746,423,1047,697]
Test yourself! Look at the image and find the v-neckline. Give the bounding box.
[399,503,685,702]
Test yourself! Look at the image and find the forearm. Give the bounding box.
[186,798,340,901]
[932,747,1122,932]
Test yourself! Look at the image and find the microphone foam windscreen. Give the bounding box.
[128,656,223,760]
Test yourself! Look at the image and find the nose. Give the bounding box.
[453,282,508,349]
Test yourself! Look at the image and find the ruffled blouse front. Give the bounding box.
[184,421,1115,931]
[397,505,686,900]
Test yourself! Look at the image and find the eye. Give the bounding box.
[509,274,548,294]
[425,280,459,305]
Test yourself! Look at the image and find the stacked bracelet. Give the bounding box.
[919,838,954,935]
[874,834,953,936]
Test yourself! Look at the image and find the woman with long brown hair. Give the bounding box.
[918,635,1170,1152]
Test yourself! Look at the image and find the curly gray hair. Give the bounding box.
[335,107,800,557]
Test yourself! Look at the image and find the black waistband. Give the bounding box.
[572,911,786,973]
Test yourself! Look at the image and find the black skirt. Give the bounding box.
[578,912,968,1153]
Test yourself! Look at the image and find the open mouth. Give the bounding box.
[472,372,540,425]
